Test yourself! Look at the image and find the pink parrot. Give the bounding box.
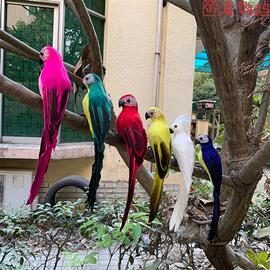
[27,46,72,205]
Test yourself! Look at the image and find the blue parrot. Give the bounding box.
[195,134,222,242]
[82,73,112,210]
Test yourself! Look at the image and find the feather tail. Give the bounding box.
[87,140,105,210]
[149,174,164,223]
[169,175,189,231]
[27,131,55,205]
[208,187,221,241]
[120,155,137,231]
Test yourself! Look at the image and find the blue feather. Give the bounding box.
[199,136,222,241]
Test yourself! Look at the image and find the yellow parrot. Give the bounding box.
[145,107,172,222]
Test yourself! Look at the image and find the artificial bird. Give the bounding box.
[195,134,222,242]
[145,107,171,222]
[169,114,195,232]
[117,94,147,230]
[82,73,112,210]
[27,46,72,205]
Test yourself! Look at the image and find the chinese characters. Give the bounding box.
[202,0,270,17]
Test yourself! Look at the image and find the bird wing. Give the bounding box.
[169,137,195,231]
[41,87,69,149]
[202,149,222,185]
[153,140,171,179]
[88,89,112,151]
[123,122,147,164]
[197,148,212,181]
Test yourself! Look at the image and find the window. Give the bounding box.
[1,0,106,143]
[2,3,54,138]
[60,1,105,143]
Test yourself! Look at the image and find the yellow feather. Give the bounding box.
[82,91,93,135]
[197,148,212,181]
[146,107,171,222]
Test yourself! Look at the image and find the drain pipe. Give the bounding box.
[152,0,164,107]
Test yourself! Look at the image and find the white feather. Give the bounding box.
[169,114,195,232]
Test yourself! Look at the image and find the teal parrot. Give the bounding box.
[82,73,112,210]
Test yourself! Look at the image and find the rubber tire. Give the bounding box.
[44,175,89,206]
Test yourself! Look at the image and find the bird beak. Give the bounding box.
[145,112,150,120]
[169,128,174,134]
[194,139,200,145]
[39,52,44,65]
[118,99,124,108]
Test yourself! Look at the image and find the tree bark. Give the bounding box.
[187,1,268,269]
[189,0,247,159]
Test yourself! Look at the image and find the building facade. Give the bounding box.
[0,0,196,209]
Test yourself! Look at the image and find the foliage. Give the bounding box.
[247,250,270,270]
[240,192,270,244]
[0,191,269,269]
[0,200,175,270]
[193,72,218,102]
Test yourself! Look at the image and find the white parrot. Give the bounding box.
[169,114,195,232]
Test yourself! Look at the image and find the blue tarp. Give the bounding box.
[195,50,270,73]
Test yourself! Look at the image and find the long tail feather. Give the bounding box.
[169,175,190,231]
[208,187,220,241]
[120,155,137,230]
[27,131,55,205]
[87,140,105,210]
[149,174,164,223]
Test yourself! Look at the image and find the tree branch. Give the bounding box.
[166,0,193,15]
[65,0,103,78]
[0,30,82,84]
[0,74,152,194]
[204,245,258,270]
[0,39,32,59]
[189,0,247,159]
[239,138,270,184]
[0,74,236,191]
[253,68,270,143]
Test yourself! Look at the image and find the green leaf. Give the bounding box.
[128,212,148,219]
[80,218,98,229]
[99,235,114,248]
[95,223,106,240]
[257,251,268,263]
[132,224,142,243]
[83,252,97,265]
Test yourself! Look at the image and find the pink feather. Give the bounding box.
[27,46,71,205]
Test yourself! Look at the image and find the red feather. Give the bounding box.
[117,94,147,230]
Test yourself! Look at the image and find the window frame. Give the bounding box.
[0,0,105,144]
[0,0,64,143]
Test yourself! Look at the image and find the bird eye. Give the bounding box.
[174,125,178,128]
[40,52,44,56]
[200,136,203,140]
[150,112,153,115]
[127,99,131,103]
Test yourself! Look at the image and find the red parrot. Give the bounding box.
[27,46,71,205]
[117,94,147,230]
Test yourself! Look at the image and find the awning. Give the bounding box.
[195,50,270,73]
